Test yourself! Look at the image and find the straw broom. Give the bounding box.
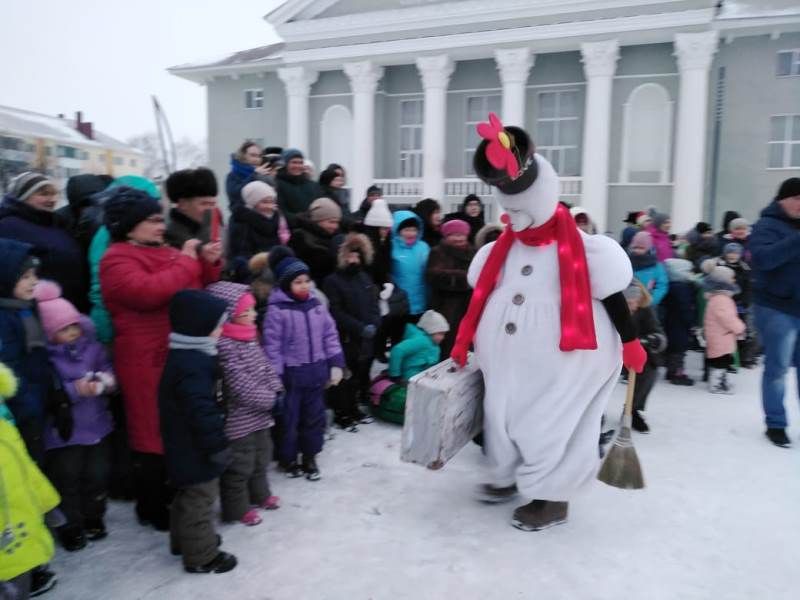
[598,371,645,489]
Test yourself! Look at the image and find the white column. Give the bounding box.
[416,55,454,200]
[277,66,319,153]
[672,31,719,232]
[580,39,619,234]
[494,48,534,128]
[344,60,384,210]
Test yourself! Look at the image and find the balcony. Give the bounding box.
[373,177,583,221]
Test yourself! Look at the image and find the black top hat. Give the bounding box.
[473,126,538,195]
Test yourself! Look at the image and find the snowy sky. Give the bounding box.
[0,0,284,143]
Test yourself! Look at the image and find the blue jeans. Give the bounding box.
[754,304,800,428]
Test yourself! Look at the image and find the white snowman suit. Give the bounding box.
[470,154,632,501]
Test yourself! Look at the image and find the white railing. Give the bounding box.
[374,177,582,203]
[372,178,422,198]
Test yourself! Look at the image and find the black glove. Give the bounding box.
[362,324,377,339]
[272,391,286,417]
[49,386,74,442]
[209,448,232,469]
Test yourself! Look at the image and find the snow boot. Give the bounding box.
[260,495,280,510]
[84,518,108,541]
[302,455,321,481]
[709,369,733,394]
[280,461,304,478]
[351,407,375,424]
[632,410,650,433]
[184,551,238,574]
[475,483,518,504]
[668,372,694,386]
[511,500,568,532]
[56,524,87,552]
[765,428,791,448]
[240,509,262,526]
[29,567,57,597]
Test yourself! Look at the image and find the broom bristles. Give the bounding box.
[598,426,645,489]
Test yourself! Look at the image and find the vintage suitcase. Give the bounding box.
[400,355,484,470]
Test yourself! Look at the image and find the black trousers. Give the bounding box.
[131,451,174,528]
[44,437,111,528]
[633,362,659,412]
[15,419,44,467]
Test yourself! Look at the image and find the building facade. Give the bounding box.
[0,106,144,195]
[170,0,800,235]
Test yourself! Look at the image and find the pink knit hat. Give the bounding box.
[440,219,470,238]
[33,280,81,341]
[629,231,653,252]
[233,292,256,317]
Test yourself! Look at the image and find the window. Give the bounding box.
[57,145,77,159]
[113,156,124,166]
[777,50,800,77]
[130,158,137,167]
[620,83,672,183]
[535,90,580,176]
[399,99,423,178]
[244,89,264,109]
[464,94,501,175]
[0,136,21,150]
[768,115,800,169]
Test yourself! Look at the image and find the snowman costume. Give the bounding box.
[451,114,646,530]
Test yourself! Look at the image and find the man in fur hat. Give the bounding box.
[451,113,647,531]
[164,168,221,249]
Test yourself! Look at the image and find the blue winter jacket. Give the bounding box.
[225,156,255,214]
[750,200,800,317]
[391,211,430,315]
[630,251,669,305]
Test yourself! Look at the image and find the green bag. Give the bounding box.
[375,385,407,425]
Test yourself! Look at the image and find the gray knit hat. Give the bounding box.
[702,265,740,295]
[9,172,55,203]
[309,197,342,223]
[727,217,749,232]
[417,310,450,335]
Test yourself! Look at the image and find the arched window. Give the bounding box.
[619,83,673,184]
[320,104,353,174]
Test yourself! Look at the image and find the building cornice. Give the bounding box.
[273,0,702,44]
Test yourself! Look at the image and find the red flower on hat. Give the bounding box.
[476,112,519,179]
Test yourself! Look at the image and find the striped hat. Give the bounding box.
[9,172,54,202]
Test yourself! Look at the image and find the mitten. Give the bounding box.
[379,283,394,301]
[272,391,286,417]
[622,339,647,374]
[329,367,343,387]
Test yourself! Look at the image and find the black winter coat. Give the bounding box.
[276,172,323,228]
[363,227,392,286]
[632,305,667,365]
[661,280,697,353]
[717,258,752,309]
[289,219,343,284]
[159,349,228,488]
[164,208,204,249]
[323,268,381,362]
[228,207,283,260]
[426,243,475,357]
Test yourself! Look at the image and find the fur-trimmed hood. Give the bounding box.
[337,232,374,270]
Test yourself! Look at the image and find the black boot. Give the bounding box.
[302,455,321,481]
[56,524,87,552]
[280,461,304,478]
[184,551,238,574]
[632,410,650,433]
[765,428,791,448]
[474,483,518,504]
[511,500,568,531]
[84,518,107,541]
[29,567,58,597]
[334,412,359,432]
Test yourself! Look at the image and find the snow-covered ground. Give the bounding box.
[51,358,800,600]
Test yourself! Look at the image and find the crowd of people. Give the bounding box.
[0,136,798,595]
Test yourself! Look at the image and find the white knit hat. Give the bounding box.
[242,181,276,210]
[417,310,450,335]
[364,199,393,228]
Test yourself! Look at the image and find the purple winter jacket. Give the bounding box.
[44,316,114,450]
[262,289,345,387]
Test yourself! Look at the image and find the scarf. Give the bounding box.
[168,332,218,356]
[0,298,46,352]
[230,155,255,180]
[221,322,257,342]
[451,203,596,361]
[629,250,657,270]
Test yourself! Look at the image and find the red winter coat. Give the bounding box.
[100,243,221,454]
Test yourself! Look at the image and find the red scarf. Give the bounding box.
[451,203,596,364]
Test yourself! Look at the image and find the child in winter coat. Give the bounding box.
[391,211,431,318]
[207,282,283,526]
[703,266,746,394]
[376,310,450,424]
[263,247,345,480]
[159,290,237,574]
[0,238,52,465]
[628,231,669,305]
[662,258,698,386]
[718,242,756,367]
[623,281,667,433]
[0,364,61,600]
[33,281,115,552]
[323,233,381,431]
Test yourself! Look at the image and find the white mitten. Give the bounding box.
[379,283,394,301]
[329,366,343,387]
[96,371,117,391]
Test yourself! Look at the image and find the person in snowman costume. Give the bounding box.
[451,114,647,531]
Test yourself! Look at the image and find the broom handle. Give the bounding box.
[624,370,638,421]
